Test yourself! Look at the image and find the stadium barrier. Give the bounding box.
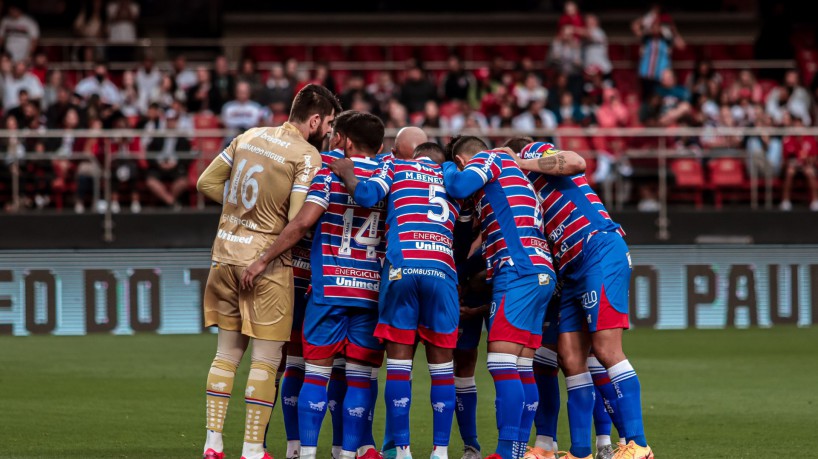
[3,126,817,242]
[0,245,813,336]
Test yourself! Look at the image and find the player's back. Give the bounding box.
[375,157,460,278]
[212,124,320,266]
[465,149,553,280]
[305,156,386,308]
[521,142,624,271]
[292,148,346,298]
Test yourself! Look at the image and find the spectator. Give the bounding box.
[554,92,587,125]
[4,114,50,210]
[441,55,473,101]
[41,69,63,110]
[136,57,162,114]
[745,112,783,180]
[75,63,122,107]
[548,26,583,91]
[0,5,39,62]
[765,69,812,125]
[261,63,293,113]
[419,99,448,129]
[172,54,198,91]
[449,100,488,133]
[726,69,761,105]
[107,115,144,213]
[367,71,399,118]
[490,102,516,129]
[3,60,43,111]
[46,86,78,128]
[512,99,557,133]
[655,69,692,126]
[73,0,104,39]
[583,14,612,77]
[30,50,48,83]
[145,109,191,210]
[780,116,818,211]
[283,57,299,85]
[385,98,409,129]
[313,62,337,94]
[149,74,178,110]
[686,60,722,105]
[237,57,264,102]
[701,106,742,149]
[514,72,548,109]
[186,66,212,113]
[633,4,684,96]
[118,70,140,117]
[479,83,510,119]
[400,65,437,114]
[107,0,139,43]
[6,89,31,126]
[221,81,263,131]
[50,108,88,208]
[488,55,508,87]
[339,73,371,110]
[209,55,234,113]
[558,1,586,38]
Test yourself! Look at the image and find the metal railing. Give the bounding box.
[3,126,817,242]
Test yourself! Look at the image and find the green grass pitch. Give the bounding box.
[1,327,815,458]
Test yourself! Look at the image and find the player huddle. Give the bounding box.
[196,84,654,459]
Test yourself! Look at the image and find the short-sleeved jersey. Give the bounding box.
[444,150,553,281]
[292,148,346,297]
[354,157,460,278]
[305,156,386,309]
[520,142,625,272]
[211,123,321,266]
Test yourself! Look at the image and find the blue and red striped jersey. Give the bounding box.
[305,155,386,309]
[353,156,460,278]
[443,149,553,281]
[520,142,624,272]
[292,149,346,298]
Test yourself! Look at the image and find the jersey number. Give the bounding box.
[427,184,450,223]
[340,208,382,259]
[227,159,263,210]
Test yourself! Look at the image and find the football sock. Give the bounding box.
[608,360,647,447]
[590,361,613,443]
[565,372,594,458]
[518,356,538,456]
[242,340,283,459]
[533,347,560,452]
[204,357,237,452]
[454,376,480,451]
[342,362,375,456]
[281,355,305,445]
[364,367,379,449]
[328,358,348,455]
[396,446,413,459]
[429,361,456,448]
[385,358,413,447]
[487,352,524,459]
[298,363,332,448]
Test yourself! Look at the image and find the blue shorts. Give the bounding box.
[541,283,561,347]
[558,231,632,334]
[302,296,384,366]
[489,266,555,349]
[375,263,460,348]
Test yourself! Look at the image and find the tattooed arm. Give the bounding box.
[515,149,586,176]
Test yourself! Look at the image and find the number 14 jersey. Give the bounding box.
[305,155,386,309]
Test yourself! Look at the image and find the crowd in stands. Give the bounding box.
[2,1,818,212]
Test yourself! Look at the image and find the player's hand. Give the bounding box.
[241,259,268,290]
[497,146,518,160]
[328,158,355,178]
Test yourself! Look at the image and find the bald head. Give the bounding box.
[394,127,428,160]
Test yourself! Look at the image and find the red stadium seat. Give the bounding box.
[732,43,755,60]
[709,157,747,209]
[703,43,731,60]
[313,45,346,62]
[493,44,520,61]
[455,44,490,61]
[244,44,280,63]
[670,158,706,208]
[608,44,626,61]
[419,45,451,62]
[389,44,417,61]
[673,45,697,62]
[350,45,385,61]
[523,44,549,61]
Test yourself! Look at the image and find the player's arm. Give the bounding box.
[288,149,322,221]
[442,152,500,199]
[329,157,391,208]
[196,137,239,203]
[515,148,586,176]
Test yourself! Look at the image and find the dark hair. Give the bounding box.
[413,142,446,164]
[503,136,534,153]
[289,83,342,124]
[444,134,461,160]
[452,135,488,157]
[334,111,384,154]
